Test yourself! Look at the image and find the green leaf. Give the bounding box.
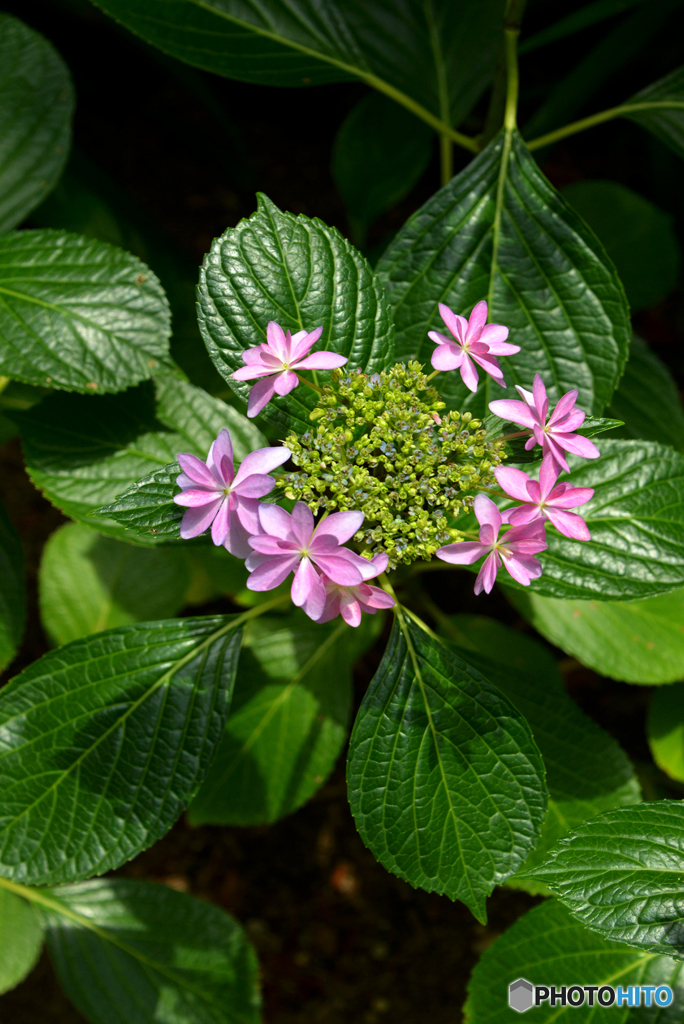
[562,182,681,312]
[16,376,266,542]
[510,589,684,685]
[607,337,684,451]
[439,616,640,894]
[41,878,260,1024]
[0,500,24,672]
[189,610,377,826]
[346,615,547,922]
[198,193,394,431]
[465,897,684,1024]
[0,614,243,885]
[647,685,684,783]
[484,412,622,465]
[520,439,684,601]
[0,230,173,394]
[519,0,652,55]
[332,92,433,244]
[90,0,504,135]
[0,886,44,995]
[524,802,684,959]
[93,462,186,542]
[377,130,630,417]
[627,64,684,162]
[39,522,190,646]
[0,15,74,233]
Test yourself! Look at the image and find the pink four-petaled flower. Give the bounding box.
[436,494,547,594]
[173,429,291,557]
[233,321,348,418]
[428,300,520,393]
[318,553,395,627]
[495,456,595,541]
[245,502,373,621]
[489,373,600,472]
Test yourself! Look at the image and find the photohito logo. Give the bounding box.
[508,979,674,1012]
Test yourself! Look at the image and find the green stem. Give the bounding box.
[426,368,440,382]
[440,135,454,186]
[491,429,531,442]
[488,14,520,310]
[295,373,323,395]
[526,100,684,152]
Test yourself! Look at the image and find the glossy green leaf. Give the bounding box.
[189,611,377,826]
[525,802,684,959]
[607,337,684,451]
[198,193,394,431]
[94,462,186,542]
[42,878,260,1024]
[510,589,684,685]
[440,616,640,894]
[16,376,266,542]
[465,897,684,1024]
[377,130,630,417]
[332,92,433,244]
[0,230,173,393]
[484,412,623,465]
[0,15,74,233]
[627,64,684,162]
[91,0,504,134]
[562,182,681,312]
[518,439,684,601]
[0,886,44,995]
[347,616,547,922]
[0,615,243,885]
[0,500,24,672]
[39,522,190,646]
[519,0,652,55]
[647,686,684,783]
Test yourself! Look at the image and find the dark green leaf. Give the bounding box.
[648,685,684,782]
[332,92,433,244]
[562,182,680,312]
[39,522,190,646]
[198,194,394,431]
[0,15,74,232]
[465,897,684,1024]
[519,0,651,55]
[627,64,684,162]
[16,376,265,542]
[189,611,377,826]
[93,462,185,543]
[607,337,684,451]
[524,802,684,959]
[377,130,630,417]
[0,230,172,393]
[510,588,684,685]
[91,0,504,133]
[42,878,260,1024]
[347,616,547,922]
[0,886,44,995]
[440,616,640,894]
[484,413,622,465]
[0,615,243,885]
[0,500,24,672]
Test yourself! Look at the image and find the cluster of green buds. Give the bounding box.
[277,362,507,567]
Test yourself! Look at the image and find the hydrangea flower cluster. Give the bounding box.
[174,304,600,622]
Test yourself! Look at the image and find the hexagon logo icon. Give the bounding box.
[509,978,534,1012]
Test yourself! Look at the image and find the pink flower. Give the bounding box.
[495,456,594,541]
[317,553,395,627]
[173,429,290,557]
[489,373,600,472]
[436,494,547,594]
[245,502,372,621]
[232,321,349,418]
[428,300,520,393]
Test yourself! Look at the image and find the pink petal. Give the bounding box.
[258,502,294,540]
[547,484,594,510]
[174,488,222,508]
[312,551,365,586]
[474,550,500,595]
[223,512,255,559]
[247,554,300,591]
[545,507,591,540]
[248,535,294,555]
[235,496,262,536]
[494,466,533,502]
[428,330,455,348]
[474,494,502,534]
[317,590,342,624]
[466,300,489,342]
[266,321,289,362]
[233,445,291,488]
[538,455,560,500]
[436,541,488,565]
[438,303,468,344]
[339,592,363,627]
[232,474,275,498]
[246,376,277,418]
[208,429,233,474]
[242,346,268,366]
[501,552,542,587]
[273,369,299,396]
[505,518,548,548]
[553,433,600,460]
[233,365,274,381]
[554,408,585,433]
[359,552,388,580]
[505,504,544,527]
[211,498,231,546]
[460,353,479,393]
[488,399,537,429]
[295,351,349,371]
[547,389,579,427]
[478,323,509,347]
[290,326,323,363]
[291,556,323,609]
[470,350,505,384]
[314,510,364,546]
[542,436,570,473]
[532,374,549,421]
[290,501,315,546]
[358,585,395,612]
[180,498,222,539]
[431,342,464,372]
[177,452,219,489]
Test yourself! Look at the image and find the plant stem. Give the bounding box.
[440,135,453,186]
[426,368,440,382]
[491,429,531,442]
[295,373,323,395]
[526,100,684,152]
